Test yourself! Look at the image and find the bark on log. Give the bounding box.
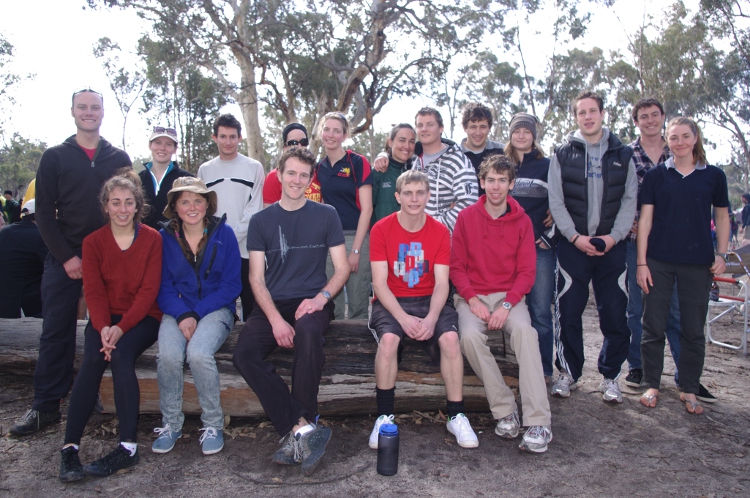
[0,318,518,417]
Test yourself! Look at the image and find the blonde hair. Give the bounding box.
[396,170,429,193]
[316,112,349,138]
[667,117,707,166]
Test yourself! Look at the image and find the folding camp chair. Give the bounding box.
[706,248,750,356]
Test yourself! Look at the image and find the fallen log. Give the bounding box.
[0,318,518,417]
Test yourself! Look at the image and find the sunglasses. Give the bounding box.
[71,87,103,105]
[153,126,178,137]
[285,138,309,147]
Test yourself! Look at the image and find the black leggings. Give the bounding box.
[64,315,159,445]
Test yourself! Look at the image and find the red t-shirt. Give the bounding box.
[370,212,450,298]
[262,167,322,204]
[79,145,96,160]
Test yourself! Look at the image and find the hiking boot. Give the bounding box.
[199,427,224,455]
[495,410,520,439]
[83,444,139,477]
[272,431,300,466]
[297,424,333,476]
[369,414,395,449]
[519,426,553,453]
[624,368,643,388]
[59,446,85,482]
[696,384,717,404]
[446,413,479,448]
[551,372,577,398]
[9,408,61,436]
[600,378,623,403]
[152,424,182,454]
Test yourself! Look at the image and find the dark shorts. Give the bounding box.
[369,295,458,346]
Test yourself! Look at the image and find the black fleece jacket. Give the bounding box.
[35,135,131,264]
[139,162,194,230]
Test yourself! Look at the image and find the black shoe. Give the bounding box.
[696,384,717,404]
[297,424,332,476]
[624,369,643,388]
[272,431,300,465]
[59,446,85,482]
[9,408,61,436]
[83,444,139,477]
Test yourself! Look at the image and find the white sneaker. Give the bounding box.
[369,414,395,449]
[495,410,520,439]
[599,378,623,403]
[519,425,553,453]
[446,413,479,448]
[551,372,578,398]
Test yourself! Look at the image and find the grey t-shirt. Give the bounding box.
[247,201,345,301]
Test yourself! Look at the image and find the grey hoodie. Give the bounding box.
[548,127,637,242]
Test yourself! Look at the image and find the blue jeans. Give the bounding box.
[526,245,556,377]
[156,308,233,430]
[626,240,680,374]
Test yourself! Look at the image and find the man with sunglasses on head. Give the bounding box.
[139,127,193,230]
[11,88,132,436]
[263,123,321,207]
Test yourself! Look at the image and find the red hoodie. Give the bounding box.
[450,195,536,305]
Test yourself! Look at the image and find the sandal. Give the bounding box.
[640,392,658,408]
[680,393,704,415]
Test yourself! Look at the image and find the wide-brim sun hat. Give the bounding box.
[163,177,218,219]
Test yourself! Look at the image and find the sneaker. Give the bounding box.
[59,446,85,482]
[696,384,717,404]
[446,413,479,448]
[199,427,224,455]
[624,368,643,388]
[9,408,61,436]
[83,444,139,477]
[152,424,182,454]
[297,424,333,476]
[551,372,577,398]
[272,431,300,466]
[369,414,395,449]
[495,410,520,439]
[519,425,553,453]
[599,378,623,403]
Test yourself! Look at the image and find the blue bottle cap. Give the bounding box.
[379,423,398,435]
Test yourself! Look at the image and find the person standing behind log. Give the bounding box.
[262,123,321,207]
[58,171,162,482]
[150,177,241,456]
[233,147,349,476]
[371,124,416,225]
[11,88,132,437]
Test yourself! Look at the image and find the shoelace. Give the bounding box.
[98,446,130,469]
[154,424,175,438]
[378,415,395,427]
[20,410,36,425]
[526,426,548,441]
[199,427,218,443]
[452,415,473,436]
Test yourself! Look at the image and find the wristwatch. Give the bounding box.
[717,253,728,262]
[501,301,513,311]
[353,248,360,254]
[320,290,332,302]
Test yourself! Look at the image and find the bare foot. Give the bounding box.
[640,389,659,408]
[680,393,704,415]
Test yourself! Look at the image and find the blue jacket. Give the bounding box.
[158,214,241,323]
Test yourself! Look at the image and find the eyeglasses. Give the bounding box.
[153,126,178,137]
[71,87,103,105]
[285,138,309,147]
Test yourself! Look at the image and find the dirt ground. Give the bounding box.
[1,295,749,498]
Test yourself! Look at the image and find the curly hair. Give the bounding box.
[99,168,150,224]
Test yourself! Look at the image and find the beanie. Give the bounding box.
[509,113,538,140]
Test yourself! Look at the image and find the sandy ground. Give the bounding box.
[1,295,749,497]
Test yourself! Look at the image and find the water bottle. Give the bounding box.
[376,423,399,476]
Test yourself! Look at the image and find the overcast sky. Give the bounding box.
[3,0,723,162]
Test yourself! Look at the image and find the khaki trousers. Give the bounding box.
[456,292,551,427]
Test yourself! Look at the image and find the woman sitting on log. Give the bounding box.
[151,177,241,456]
[59,170,163,482]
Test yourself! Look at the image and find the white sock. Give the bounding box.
[62,443,79,451]
[294,424,314,438]
[120,442,137,456]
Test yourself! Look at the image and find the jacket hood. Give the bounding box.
[62,135,120,163]
[414,137,459,157]
[460,138,505,153]
[568,126,611,148]
[476,194,526,222]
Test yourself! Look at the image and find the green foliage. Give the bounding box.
[0,134,46,197]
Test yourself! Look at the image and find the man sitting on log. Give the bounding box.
[368,169,479,449]
[232,147,349,476]
[451,154,552,453]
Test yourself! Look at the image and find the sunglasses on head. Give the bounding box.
[153,126,178,137]
[71,87,103,105]
[285,138,309,147]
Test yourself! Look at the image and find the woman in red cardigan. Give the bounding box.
[58,170,163,483]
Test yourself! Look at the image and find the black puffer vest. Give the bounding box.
[555,133,633,236]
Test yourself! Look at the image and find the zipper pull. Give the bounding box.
[91,161,95,168]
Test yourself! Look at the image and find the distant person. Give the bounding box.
[262,123,321,207]
[459,102,505,196]
[452,155,552,453]
[548,91,637,404]
[11,88,132,437]
[0,200,48,318]
[58,171,161,482]
[138,126,193,230]
[151,177,241,456]
[316,112,373,320]
[371,123,416,225]
[3,190,21,223]
[368,169,479,450]
[637,117,729,416]
[233,147,349,475]
[742,193,750,240]
[198,114,264,321]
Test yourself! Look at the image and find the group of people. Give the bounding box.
[5,87,729,480]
